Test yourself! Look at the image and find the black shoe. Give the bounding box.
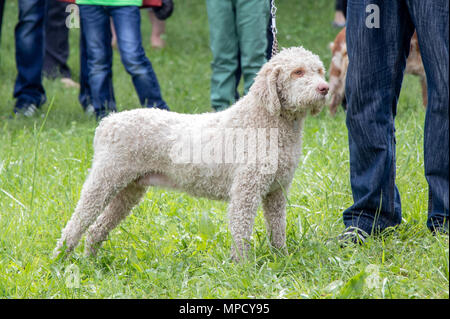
[13,103,39,117]
[336,226,369,246]
[95,108,116,121]
[431,225,449,236]
[153,0,174,20]
[213,105,228,112]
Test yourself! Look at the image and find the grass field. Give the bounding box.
[0,0,448,299]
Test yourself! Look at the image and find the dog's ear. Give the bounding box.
[253,66,282,116]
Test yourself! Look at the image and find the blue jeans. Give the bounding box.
[79,13,92,111]
[14,0,47,109]
[344,0,449,233]
[79,5,168,117]
[43,0,72,79]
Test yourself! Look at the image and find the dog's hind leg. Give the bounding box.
[53,163,138,258]
[84,181,147,256]
[262,188,287,253]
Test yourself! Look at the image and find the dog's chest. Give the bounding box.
[271,127,303,189]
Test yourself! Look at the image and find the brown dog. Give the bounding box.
[328,28,427,116]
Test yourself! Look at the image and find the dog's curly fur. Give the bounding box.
[54,47,329,261]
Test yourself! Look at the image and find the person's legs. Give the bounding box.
[342,0,348,18]
[14,0,47,112]
[343,0,415,235]
[43,0,71,79]
[406,0,449,232]
[266,0,274,60]
[148,9,165,49]
[336,0,348,17]
[206,0,239,110]
[78,10,93,113]
[234,48,242,101]
[333,0,347,27]
[111,6,168,110]
[79,5,116,119]
[235,0,269,95]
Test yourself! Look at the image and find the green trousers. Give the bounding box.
[206,0,269,110]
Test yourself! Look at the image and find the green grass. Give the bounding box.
[0,0,448,299]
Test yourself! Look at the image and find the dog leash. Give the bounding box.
[270,0,279,58]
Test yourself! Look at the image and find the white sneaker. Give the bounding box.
[14,104,38,117]
[85,104,95,116]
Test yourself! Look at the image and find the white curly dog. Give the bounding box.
[54,47,329,261]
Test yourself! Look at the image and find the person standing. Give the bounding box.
[77,0,169,120]
[206,0,270,111]
[332,0,347,28]
[339,0,449,243]
[147,8,165,48]
[13,0,48,117]
[111,8,167,49]
[43,0,80,88]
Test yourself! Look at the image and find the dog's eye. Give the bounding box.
[292,69,305,78]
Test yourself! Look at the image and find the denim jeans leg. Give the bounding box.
[343,0,415,234]
[43,0,71,79]
[78,13,92,110]
[14,0,47,108]
[110,6,168,110]
[406,0,449,231]
[79,5,116,116]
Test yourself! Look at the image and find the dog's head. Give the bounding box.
[251,46,329,117]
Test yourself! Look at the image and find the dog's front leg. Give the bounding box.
[228,197,260,262]
[262,188,287,253]
[227,177,264,262]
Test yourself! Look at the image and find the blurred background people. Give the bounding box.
[148,8,165,48]
[332,0,347,28]
[339,0,449,243]
[44,0,79,88]
[78,1,169,120]
[13,0,47,116]
[111,2,169,49]
[206,0,270,111]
